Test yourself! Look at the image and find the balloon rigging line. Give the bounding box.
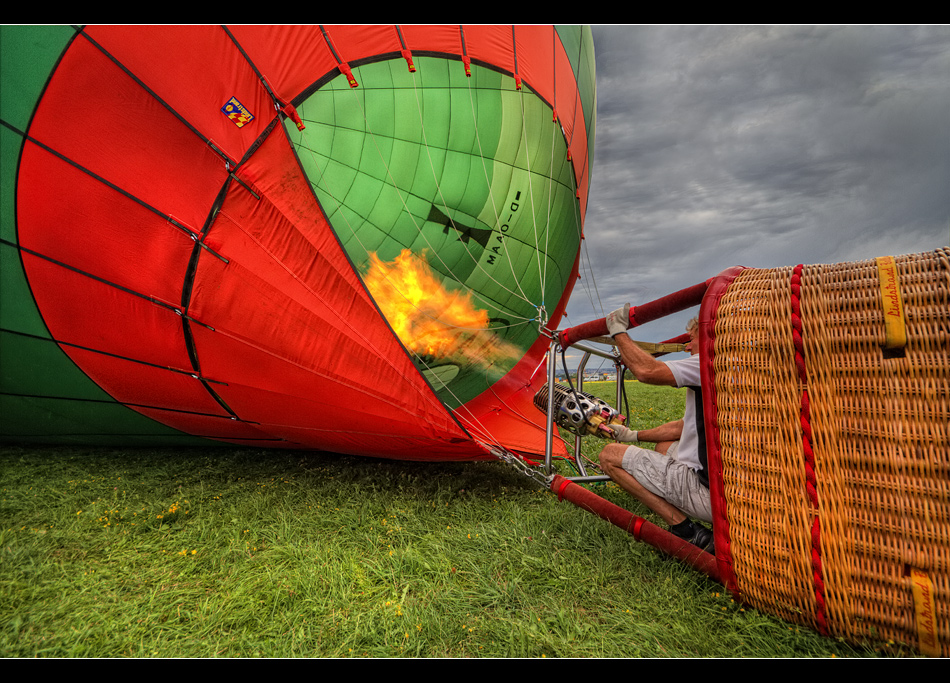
[559,176,605,325]
[573,217,606,319]
[415,364,501,446]
[581,235,607,318]
[460,73,533,306]
[542,110,558,307]
[405,66,540,312]
[391,332,528,451]
[433,367,551,457]
[514,84,548,311]
[296,68,539,326]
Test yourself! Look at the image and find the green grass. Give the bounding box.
[0,382,910,657]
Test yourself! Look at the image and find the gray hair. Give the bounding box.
[686,316,699,334]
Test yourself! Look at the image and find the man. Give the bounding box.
[598,306,714,554]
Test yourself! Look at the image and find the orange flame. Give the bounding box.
[363,249,520,373]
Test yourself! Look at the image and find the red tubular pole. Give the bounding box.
[558,280,710,348]
[551,475,720,581]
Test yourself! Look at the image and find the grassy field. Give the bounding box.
[0,381,910,657]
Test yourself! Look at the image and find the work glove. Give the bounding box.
[605,304,630,337]
[605,424,639,442]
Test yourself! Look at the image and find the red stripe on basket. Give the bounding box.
[790,264,828,635]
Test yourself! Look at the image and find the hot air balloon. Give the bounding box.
[0,25,596,460]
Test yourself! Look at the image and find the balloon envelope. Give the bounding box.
[1,25,595,460]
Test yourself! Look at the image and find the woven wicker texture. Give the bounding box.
[712,248,949,654]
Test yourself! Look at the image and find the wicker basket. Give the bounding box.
[710,248,949,655]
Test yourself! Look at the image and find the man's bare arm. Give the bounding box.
[614,334,677,387]
[636,419,683,443]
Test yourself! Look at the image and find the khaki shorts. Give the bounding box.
[621,442,712,523]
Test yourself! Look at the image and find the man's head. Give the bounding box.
[685,316,699,355]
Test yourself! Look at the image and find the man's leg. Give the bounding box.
[599,442,715,554]
[598,442,687,526]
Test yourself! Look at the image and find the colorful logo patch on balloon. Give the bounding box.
[222,96,254,128]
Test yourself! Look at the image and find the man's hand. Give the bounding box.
[605,424,639,442]
[606,304,630,337]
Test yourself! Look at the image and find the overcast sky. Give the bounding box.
[561,25,949,370]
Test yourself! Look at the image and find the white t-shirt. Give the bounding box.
[664,355,705,474]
